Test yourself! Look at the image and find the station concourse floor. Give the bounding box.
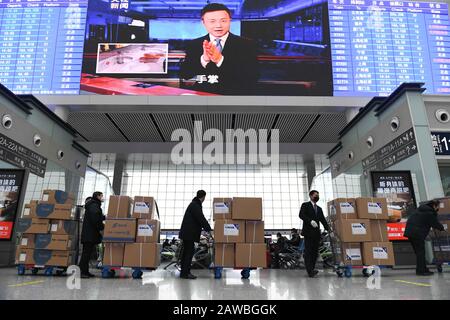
[1,265,449,300]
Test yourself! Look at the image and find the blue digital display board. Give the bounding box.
[0,0,88,94]
[329,0,450,96]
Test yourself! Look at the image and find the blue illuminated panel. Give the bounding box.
[0,0,87,94]
[329,0,450,96]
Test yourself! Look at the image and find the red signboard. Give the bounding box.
[387,222,408,241]
[0,221,13,239]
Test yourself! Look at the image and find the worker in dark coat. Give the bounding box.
[79,192,105,278]
[179,190,212,279]
[404,199,444,276]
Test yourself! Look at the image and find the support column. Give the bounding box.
[112,155,126,195]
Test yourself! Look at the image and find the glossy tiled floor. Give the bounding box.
[1,266,449,300]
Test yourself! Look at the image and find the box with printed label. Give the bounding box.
[245,221,265,243]
[22,201,38,218]
[327,198,357,221]
[334,218,372,243]
[214,219,246,243]
[235,243,267,268]
[214,244,235,268]
[232,198,262,221]
[15,249,75,267]
[107,195,132,219]
[41,190,75,206]
[136,219,160,243]
[356,198,389,220]
[332,240,363,266]
[362,242,395,266]
[103,219,136,242]
[18,234,35,249]
[16,218,50,234]
[132,196,156,219]
[49,220,78,236]
[102,243,125,267]
[213,198,233,220]
[34,234,74,251]
[123,243,161,268]
[31,203,75,220]
[439,198,450,215]
[370,220,389,242]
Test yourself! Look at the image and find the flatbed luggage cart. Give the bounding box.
[210,237,253,280]
[17,264,68,276]
[431,229,450,273]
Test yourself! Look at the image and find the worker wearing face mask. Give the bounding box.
[299,190,330,278]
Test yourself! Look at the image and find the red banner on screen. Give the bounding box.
[0,221,13,239]
[387,222,408,241]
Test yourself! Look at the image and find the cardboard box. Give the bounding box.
[232,198,262,221]
[108,195,132,219]
[439,198,450,214]
[235,243,267,268]
[49,220,78,236]
[22,202,37,218]
[332,241,363,266]
[370,220,389,242]
[103,243,125,267]
[15,249,75,266]
[132,196,156,219]
[328,198,357,221]
[123,243,161,268]
[35,234,73,251]
[23,202,75,220]
[103,219,136,242]
[213,198,233,220]
[334,218,372,243]
[245,221,265,243]
[136,219,160,243]
[16,218,50,234]
[214,219,245,243]
[41,190,74,205]
[356,198,389,220]
[362,242,395,266]
[214,244,235,267]
[18,234,35,249]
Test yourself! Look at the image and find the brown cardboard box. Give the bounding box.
[32,203,74,220]
[18,234,35,249]
[245,221,265,243]
[370,220,389,242]
[332,241,363,266]
[49,220,78,236]
[35,234,73,251]
[362,242,395,266]
[214,244,235,267]
[103,243,125,266]
[328,198,357,221]
[232,198,262,221]
[214,219,245,243]
[132,196,156,219]
[22,202,37,218]
[41,190,75,205]
[103,219,136,242]
[108,195,132,219]
[15,249,75,266]
[136,219,160,243]
[334,218,372,242]
[356,198,389,220]
[16,218,50,234]
[439,198,450,214]
[213,198,233,220]
[123,243,161,268]
[235,243,267,268]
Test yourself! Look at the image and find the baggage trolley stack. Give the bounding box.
[431,229,450,273]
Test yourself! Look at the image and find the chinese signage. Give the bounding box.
[0,169,26,240]
[371,171,416,227]
[110,0,129,10]
[363,128,417,175]
[387,222,408,241]
[431,131,450,156]
[0,133,47,178]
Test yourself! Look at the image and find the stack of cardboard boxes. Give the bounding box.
[103,195,161,268]
[435,198,450,261]
[213,197,267,269]
[15,190,77,267]
[328,197,395,266]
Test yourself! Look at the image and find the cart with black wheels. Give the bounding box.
[101,265,156,279]
[431,228,450,273]
[17,264,68,276]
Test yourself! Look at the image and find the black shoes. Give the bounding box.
[308,270,319,278]
[416,271,434,276]
[180,273,197,280]
[81,272,96,278]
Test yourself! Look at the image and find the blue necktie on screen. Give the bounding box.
[215,38,222,52]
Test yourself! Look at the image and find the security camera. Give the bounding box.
[75,161,81,170]
[366,136,374,149]
[2,114,12,129]
[390,117,400,131]
[57,150,64,160]
[436,109,449,123]
[33,134,41,147]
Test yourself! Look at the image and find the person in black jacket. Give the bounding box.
[286,228,301,247]
[79,192,105,278]
[180,3,258,95]
[299,190,330,278]
[179,190,212,279]
[404,199,444,276]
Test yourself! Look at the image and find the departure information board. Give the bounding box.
[329,0,450,96]
[0,0,87,94]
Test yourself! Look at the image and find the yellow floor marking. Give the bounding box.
[8,280,45,287]
[395,280,432,287]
